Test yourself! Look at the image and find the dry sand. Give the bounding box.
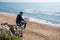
[0,13,60,40]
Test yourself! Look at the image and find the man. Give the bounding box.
[16,12,26,29]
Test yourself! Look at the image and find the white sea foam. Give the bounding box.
[41,12,60,16]
[29,17,60,26]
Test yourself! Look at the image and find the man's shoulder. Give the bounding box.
[17,14,20,17]
[17,14,19,16]
[17,14,22,18]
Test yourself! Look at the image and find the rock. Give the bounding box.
[0,23,24,37]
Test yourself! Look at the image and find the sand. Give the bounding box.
[0,12,60,40]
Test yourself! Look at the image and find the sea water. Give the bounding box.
[0,2,60,26]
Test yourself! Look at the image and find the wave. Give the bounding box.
[23,9,60,16]
[0,7,60,16]
[41,12,60,16]
[29,17,60,26]
[23,9,60,24]
[22,15,60,26]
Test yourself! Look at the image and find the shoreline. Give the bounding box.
[29,17,60,27]
[1,12,60,40]
[0,12,60,27]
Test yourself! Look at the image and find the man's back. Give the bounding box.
[16,14,24,24]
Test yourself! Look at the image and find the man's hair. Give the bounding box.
[20,12,23,14]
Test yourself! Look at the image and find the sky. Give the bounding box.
[0,0,60,2]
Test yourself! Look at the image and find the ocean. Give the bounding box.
[0,2,60,26]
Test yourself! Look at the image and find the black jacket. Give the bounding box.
[16,14,24,24]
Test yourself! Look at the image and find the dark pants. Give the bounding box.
[16,22,27,29]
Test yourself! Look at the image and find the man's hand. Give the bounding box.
[22,20,26,23]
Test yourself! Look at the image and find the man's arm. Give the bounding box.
[21,17,26,22]
[21,17,24,21]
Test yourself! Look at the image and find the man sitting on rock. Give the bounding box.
[16,12,26,29]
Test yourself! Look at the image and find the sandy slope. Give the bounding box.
[0,13,60,40]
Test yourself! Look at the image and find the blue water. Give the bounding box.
[0,2,60,24]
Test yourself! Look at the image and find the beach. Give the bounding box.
[0,12,60,40]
